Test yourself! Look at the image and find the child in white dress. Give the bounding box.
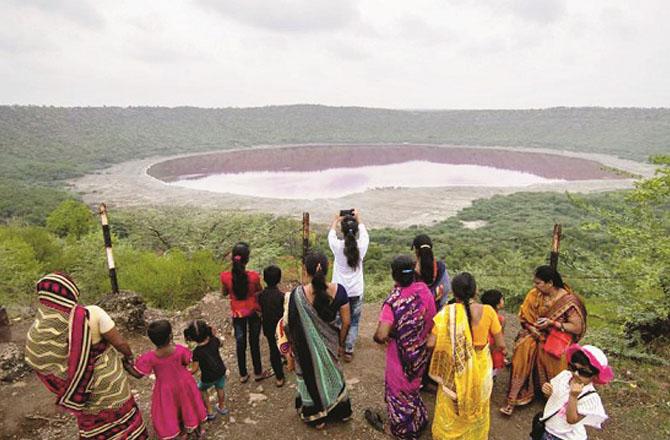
[537,344,613,440]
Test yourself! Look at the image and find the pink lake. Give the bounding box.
[168,160,564,200]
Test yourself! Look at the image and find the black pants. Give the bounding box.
[264,330,284,380]
[233,315,262,377]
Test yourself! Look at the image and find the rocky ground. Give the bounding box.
[1,292,663,440]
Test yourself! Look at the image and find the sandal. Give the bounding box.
[215,405,229,416]
[499,403,514,416]
[343,352,353,363]
[206,412,217,421]
[254,369,274,382]
[315,422,326,430]
[364,409,384,433]
[275,378,285,388]
[239,374,249,384]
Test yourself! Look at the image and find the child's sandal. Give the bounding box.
[239,374,250,384]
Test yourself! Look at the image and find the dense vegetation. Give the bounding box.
[2,106,669,192]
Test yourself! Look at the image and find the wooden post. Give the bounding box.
[98,203,120,294]
[0,306,10,343]
[550,224,562,270]
[302,212,310,263]
[302,212,310,282]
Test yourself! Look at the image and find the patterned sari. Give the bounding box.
[382,282,436,439]
[506,286,587,407]
[280,286,352,426]
[429,303,493,440]
[25,273,147,439]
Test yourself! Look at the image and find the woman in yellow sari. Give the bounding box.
[500,265,587,415]
[428,272,506,440]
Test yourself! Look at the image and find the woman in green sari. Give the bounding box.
[277,252,352,429]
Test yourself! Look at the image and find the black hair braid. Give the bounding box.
[341,216,360,270]
[418,247,435,284]
[464,300,473,333]
[305,252,336,322]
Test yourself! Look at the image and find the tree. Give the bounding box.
[576,155,670,343]
[46,200,95,239]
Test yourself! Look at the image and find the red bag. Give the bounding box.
[543,328,572,358]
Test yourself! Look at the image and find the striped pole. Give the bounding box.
[549,223,562,270]
[98,203,119,294]
[302,212,310,263]
[301,212,310,283]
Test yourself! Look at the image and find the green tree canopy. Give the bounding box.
[46,200,95,239]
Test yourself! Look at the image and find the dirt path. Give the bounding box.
[0,295,647,439]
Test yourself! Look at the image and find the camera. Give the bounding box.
[339,209,354,217]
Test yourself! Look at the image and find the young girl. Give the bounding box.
[481,289,506,377]
[220,242,272,382]
[184,320,229,420]
[133,320,207,439]
[538,344,612,440]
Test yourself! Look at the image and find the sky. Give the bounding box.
[1,0,669,109]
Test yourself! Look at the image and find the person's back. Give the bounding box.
[258,286,285,336]
[328,217,369,297]
[192,338,226,384]
[328,209,369,361]
[135,320,207,439]
[258,265,286,386]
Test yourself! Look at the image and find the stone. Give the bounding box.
[0,342,31,383]
[248,393,268,404]
[97,291,147,332]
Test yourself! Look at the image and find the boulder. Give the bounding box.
[0,342,31,383]
[97,291,147,332]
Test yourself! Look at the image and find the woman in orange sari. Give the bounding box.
[500,265,587,415]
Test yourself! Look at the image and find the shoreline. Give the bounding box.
[70,144,657,228]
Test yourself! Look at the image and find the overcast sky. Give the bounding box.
[1,0,668,109]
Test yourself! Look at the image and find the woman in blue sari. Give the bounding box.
[277,251,352,429]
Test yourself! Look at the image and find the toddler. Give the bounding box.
[536,344,612,440]
[481,289,506,377]
[184,320,229,419]
[257,265,286,387]
[133,320,207,439]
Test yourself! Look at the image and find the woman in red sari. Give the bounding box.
[500,265,587,416]
[25,273,148,439]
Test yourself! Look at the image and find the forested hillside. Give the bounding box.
[2,106,668,188]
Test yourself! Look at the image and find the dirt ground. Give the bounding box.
[0,293,655,440]
[70,144,657,228]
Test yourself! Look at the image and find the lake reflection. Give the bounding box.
[168,161,563,200]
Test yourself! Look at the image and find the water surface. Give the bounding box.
[169,161,564,200]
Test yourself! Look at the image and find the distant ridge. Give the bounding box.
[1,105,668,186]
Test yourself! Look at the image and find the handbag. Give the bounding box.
[530,390,596,440]
[543,327,572,358]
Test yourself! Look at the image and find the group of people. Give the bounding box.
[23,209,614,440]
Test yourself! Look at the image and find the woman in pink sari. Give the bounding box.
[368,255,437,439]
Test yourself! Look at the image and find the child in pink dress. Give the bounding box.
[133,320,208,439]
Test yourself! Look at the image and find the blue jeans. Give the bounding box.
[344,296,363,354]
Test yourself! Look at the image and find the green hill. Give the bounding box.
[2,106,668,187]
